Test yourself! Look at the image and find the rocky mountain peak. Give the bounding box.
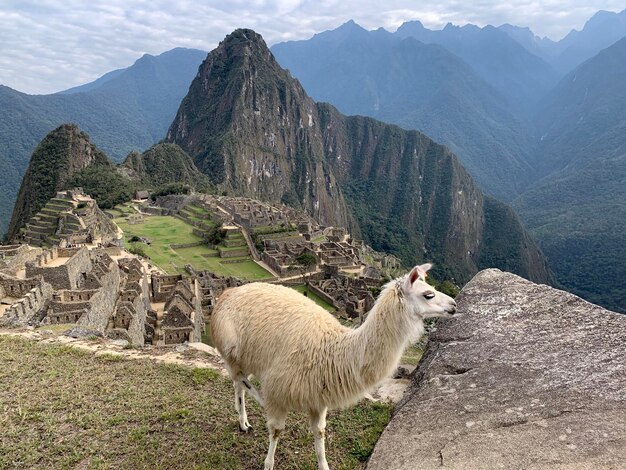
[166,28,552,284]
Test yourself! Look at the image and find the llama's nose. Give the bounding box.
[447,300,457,315]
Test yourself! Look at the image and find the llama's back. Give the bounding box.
[212,283,348,374]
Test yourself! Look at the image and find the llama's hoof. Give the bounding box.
[239,422,252,432]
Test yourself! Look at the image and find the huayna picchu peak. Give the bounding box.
[167,28,552,284]
[7,124,112,242]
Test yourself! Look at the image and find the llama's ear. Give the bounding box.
[418,263,432,276]
[405,266,421,288]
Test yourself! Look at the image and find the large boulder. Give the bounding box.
[367,269,626,469]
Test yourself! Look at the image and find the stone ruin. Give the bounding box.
[261,239,319,277]
[0,246,147,345]
[148,274,203,345]
[209,195,295,231]
[309,272,376,319]
[16,188,117,248]
[194,270,246,315]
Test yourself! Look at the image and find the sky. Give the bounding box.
[0,0,624,94]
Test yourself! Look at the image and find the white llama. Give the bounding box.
[211,263,457,469]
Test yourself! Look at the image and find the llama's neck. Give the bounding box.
[342,285,424,389]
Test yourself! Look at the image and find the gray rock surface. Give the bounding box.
[367,269,626,470]
[63,326,103,339]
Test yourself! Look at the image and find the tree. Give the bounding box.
[290,252,318,284]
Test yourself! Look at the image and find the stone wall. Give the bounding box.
[367,269,626,470]
[0,245,43,275]
[77,259,120,332]
[1,277,53,326]
[0,274,42,298]
[25,247,92,290]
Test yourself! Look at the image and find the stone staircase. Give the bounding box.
[22,198,76,247]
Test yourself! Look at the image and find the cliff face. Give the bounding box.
[7,124,111,240]
[166,29,349,228]
[167,29,552,284]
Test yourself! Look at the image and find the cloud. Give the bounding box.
[0,0,622,94]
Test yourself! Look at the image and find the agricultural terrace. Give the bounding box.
[113,209,272,280]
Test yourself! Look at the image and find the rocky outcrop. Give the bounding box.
[120,143,213,192]
[7,124,111,241]
[368,269,626,469]
[167,29,552,284]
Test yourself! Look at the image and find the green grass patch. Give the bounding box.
[401,344,423,366]
[290,285,336,312]
[0,336,391,469]
[114,215,272,280]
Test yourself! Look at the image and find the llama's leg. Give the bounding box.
[233,381,252,432]
[264,408,287,470]
[309,407,330,470]
[236,374,264,407]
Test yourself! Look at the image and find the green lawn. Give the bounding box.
[0,336,392,470]
[115,215,272,280]
[291,285,336,312]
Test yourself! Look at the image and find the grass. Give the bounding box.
[0,336,392,469]
[400,344,424,366]
[290,285,336,312]
[114,215,272,280]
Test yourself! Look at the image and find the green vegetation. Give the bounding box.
[400,344,424,366]
[150,182,192,198]
[68,165,136,209]
[115,214,272,280]
[0,335,391,469]
[290,285,336,312]
[123,143,214,193]
[6,124,111,240]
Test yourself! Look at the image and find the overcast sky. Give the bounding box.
[0,1,623,94]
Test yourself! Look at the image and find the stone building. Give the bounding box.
[149,274,203,345]
[16,189,117,248]
[0,245,148,345]
[194,270,246,314]
[261,239,319,277]
[213,196,294,231]
[107,258,149,345]
[310,275,376,319]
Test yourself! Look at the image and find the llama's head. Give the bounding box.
[400,264,457,319]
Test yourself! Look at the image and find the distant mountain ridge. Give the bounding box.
[393,20,559,111]
[0,47,206,236]
[499,8,626,73]
[513,35,626,313]
[271,21,537,201]
[167,28,552,284]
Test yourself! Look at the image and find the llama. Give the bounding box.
[211,263,456,469]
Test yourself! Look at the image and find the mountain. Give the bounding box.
[552,9,626,73]
[497,24,558,62]
[514,36,626,313]
[500,9,626,74]
[394,21,559,112]
[271,22,536,201]
[121,142,213,192]
[167,28,552,284]
[8,126,212,241]
[7,124,112,240]
[0,47,206,236]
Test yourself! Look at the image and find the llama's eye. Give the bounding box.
[423,291,435,299]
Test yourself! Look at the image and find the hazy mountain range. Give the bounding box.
[1,8,626,311]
